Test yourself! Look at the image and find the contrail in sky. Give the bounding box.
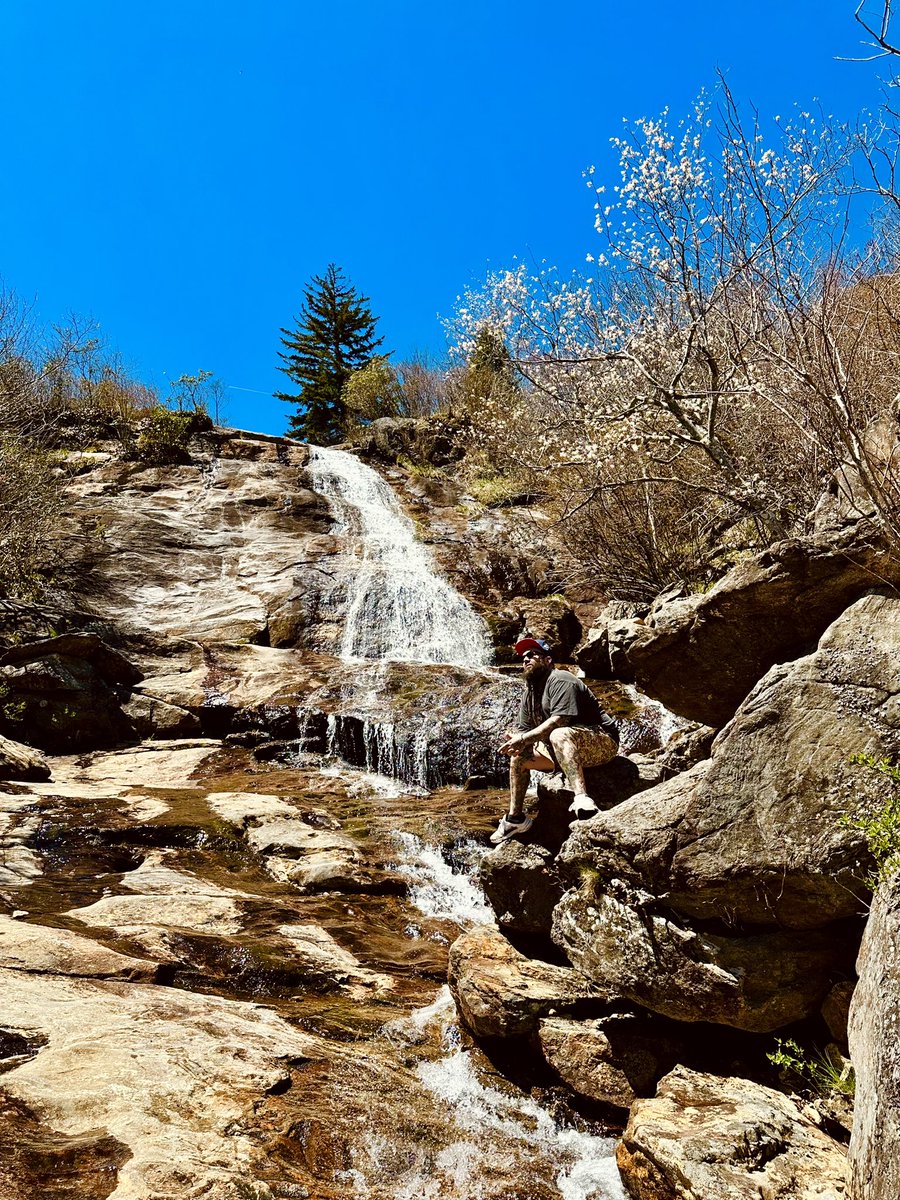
[226,385,272,395]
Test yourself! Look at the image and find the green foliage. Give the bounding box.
[844,753,900,887]
[168,370,226,424]
[133,406,212,465]
[767,1038,855,1098]
[276,264,383,445]
[0,681,26,726]
[342,355,403,427]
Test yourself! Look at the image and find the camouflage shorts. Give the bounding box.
[534,725,618,769]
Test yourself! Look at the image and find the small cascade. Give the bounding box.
[323,707,498,790]
[307,445,492,669]
[389,832,494,928]
[618,685,688,754]
[352,989,627,1200]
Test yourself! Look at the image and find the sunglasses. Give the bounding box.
[522,650,546,660]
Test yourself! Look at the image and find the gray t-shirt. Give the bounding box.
[518,669,619,744]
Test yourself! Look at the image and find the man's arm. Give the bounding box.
[500,713,568,754]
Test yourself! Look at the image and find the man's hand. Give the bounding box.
[499,729,528,757]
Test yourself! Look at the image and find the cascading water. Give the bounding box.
[307,445,492,669]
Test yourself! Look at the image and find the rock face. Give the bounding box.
[479,841,565,936]
[448,925,608,1039]
[553,592,899,1030]
[601,522,900,727]
[618,1066,848,1200]
[0,633,143,752]
[553,885,854,1032]
[62,436,335,648]
[848,874,900,1200]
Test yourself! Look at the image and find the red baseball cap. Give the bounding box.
[514,637,553,657]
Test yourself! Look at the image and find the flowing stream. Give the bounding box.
[298,446,626,1199]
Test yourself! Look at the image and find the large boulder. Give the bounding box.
[552,884,855,1032]
[608,521,900,726]
[848,874,900,1200]
[537,1013,682,1110]
[479,840,565,936]
[447,925,608,1039]
[553,591,900,1030]
[0,634,142,752]
[618,1066,848,1200]
[561,591,899,931]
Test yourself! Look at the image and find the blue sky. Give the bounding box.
[0,1,892,435]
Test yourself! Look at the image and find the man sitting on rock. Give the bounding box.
[491,636,619,845]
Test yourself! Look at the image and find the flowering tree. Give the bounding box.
[446,84,899,596]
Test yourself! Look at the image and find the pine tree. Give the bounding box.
[275,265,383,443]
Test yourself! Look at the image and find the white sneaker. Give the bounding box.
[569,793,599,818]
[489,813,534,845]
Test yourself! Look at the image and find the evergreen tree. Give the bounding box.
[275,265,383,443]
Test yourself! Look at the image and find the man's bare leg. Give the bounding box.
[508,750,554,818]
[548,727,587,796]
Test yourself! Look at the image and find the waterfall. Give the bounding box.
[307,446,492,670]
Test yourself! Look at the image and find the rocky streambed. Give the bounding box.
[0,738,629,1200]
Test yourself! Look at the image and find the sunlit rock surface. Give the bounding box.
[617,1067,848,1200]
[0,734,50,781]
[848,873,900,1200]
[0,737,626,1199]
[537,1014,682,1111]
[448,924,609,1039]
[608,523,900,726]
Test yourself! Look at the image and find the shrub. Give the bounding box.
[844,753,900,888]
[132,406,213,465]
[767,1037,855,1098]
[0,436,62,599]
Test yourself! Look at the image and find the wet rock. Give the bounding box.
[207,791,369,892]
[552,885,854,1032]
[623,524,900,728]
[0,735,51,782]
[0,915,158,981]
[0,967,318,1199]
[0,1091,130,1200]
[537,1013,680,1110]
[0,791,44,891]
[277,925,394,998]
[479,840,565,936]
[848,874,900,1200]
[617,1066,848,1200]
[448,925,608,1039]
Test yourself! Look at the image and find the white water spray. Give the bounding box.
[308,445,492,668]
[367,989,627,1200]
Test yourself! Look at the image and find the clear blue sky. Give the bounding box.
[0,1,891,435]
